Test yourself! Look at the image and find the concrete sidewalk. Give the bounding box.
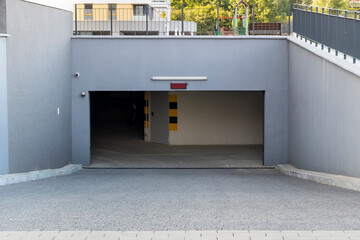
[1,231,360,240]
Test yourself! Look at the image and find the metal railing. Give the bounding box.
[293,4,360,63]
[73,4,290,36]
[73,4,255,36]
[171,4,276,36]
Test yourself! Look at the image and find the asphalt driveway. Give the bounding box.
[0,169,359,231]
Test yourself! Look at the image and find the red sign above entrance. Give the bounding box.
[171,83,187,89]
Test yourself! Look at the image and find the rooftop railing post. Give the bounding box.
[75,4,78,35]
[310,7,312,45]
[335,10,339,56]
[217,4,220,35]
[253,3,255,36]
[181,4,184,36]
[321,8,324,50]
[305,6,308,42]
[354,12,357,63]
[110,4,113,36]
[299,4,302,38]
[315,7,318,47]
[344,11,347,59]
[234,7,237,36]
[288,3,291,35]
[146,5,149,35]
[328,9,331,53]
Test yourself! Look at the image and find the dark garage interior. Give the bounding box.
[90,91,264,168]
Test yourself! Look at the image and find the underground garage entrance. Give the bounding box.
[90,91,264,168]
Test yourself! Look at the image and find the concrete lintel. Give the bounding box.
[0,34,10,37]
[0,164,82,186]
[278,164,360,192]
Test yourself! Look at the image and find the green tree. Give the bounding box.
[219,0,278,23]
[248,0,278,22]
[301,0,313,5]
[312,0,349,8]
[172,5,219,34]
[274,0,299,23]
[171,0,286,33]
[172,1,279,21]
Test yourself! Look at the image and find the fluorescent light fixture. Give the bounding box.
[151,76,208,81]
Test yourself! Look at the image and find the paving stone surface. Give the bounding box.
[0,169,360,230]
[1,231,360,240]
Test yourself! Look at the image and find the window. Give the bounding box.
[134,5,146,16]
[108,4,116,20]
[84,4,93,20]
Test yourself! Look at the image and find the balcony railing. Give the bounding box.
[74,5,197,36]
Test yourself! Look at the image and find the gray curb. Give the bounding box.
[0,164,82,186]
[278,164,360,192]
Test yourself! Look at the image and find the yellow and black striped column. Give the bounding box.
[144,92,149,129]
[169,94,178,131]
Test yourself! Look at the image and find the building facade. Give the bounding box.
[1,0,360,178]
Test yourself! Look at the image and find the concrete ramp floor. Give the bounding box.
[90,142,263,168]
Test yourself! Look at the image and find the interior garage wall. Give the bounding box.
[5,0,73,173]
[0,36,9,174]
[289,41,360,178]
[150,92,169,144]
[72,37,288,166]
[169,91,264,145]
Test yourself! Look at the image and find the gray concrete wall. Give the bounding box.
[72,37,289,166]
[288,40,360,178]
[5,0,73,173]
[169,91,264,145]
[0,35,9,174]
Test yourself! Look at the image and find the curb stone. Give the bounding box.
[277,164,360,192]
[0,164,82,186]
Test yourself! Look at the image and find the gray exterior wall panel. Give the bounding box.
[6,0,72,173]
[72,37,289,166]
[289,41,360,178]
[0,36,9,174]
